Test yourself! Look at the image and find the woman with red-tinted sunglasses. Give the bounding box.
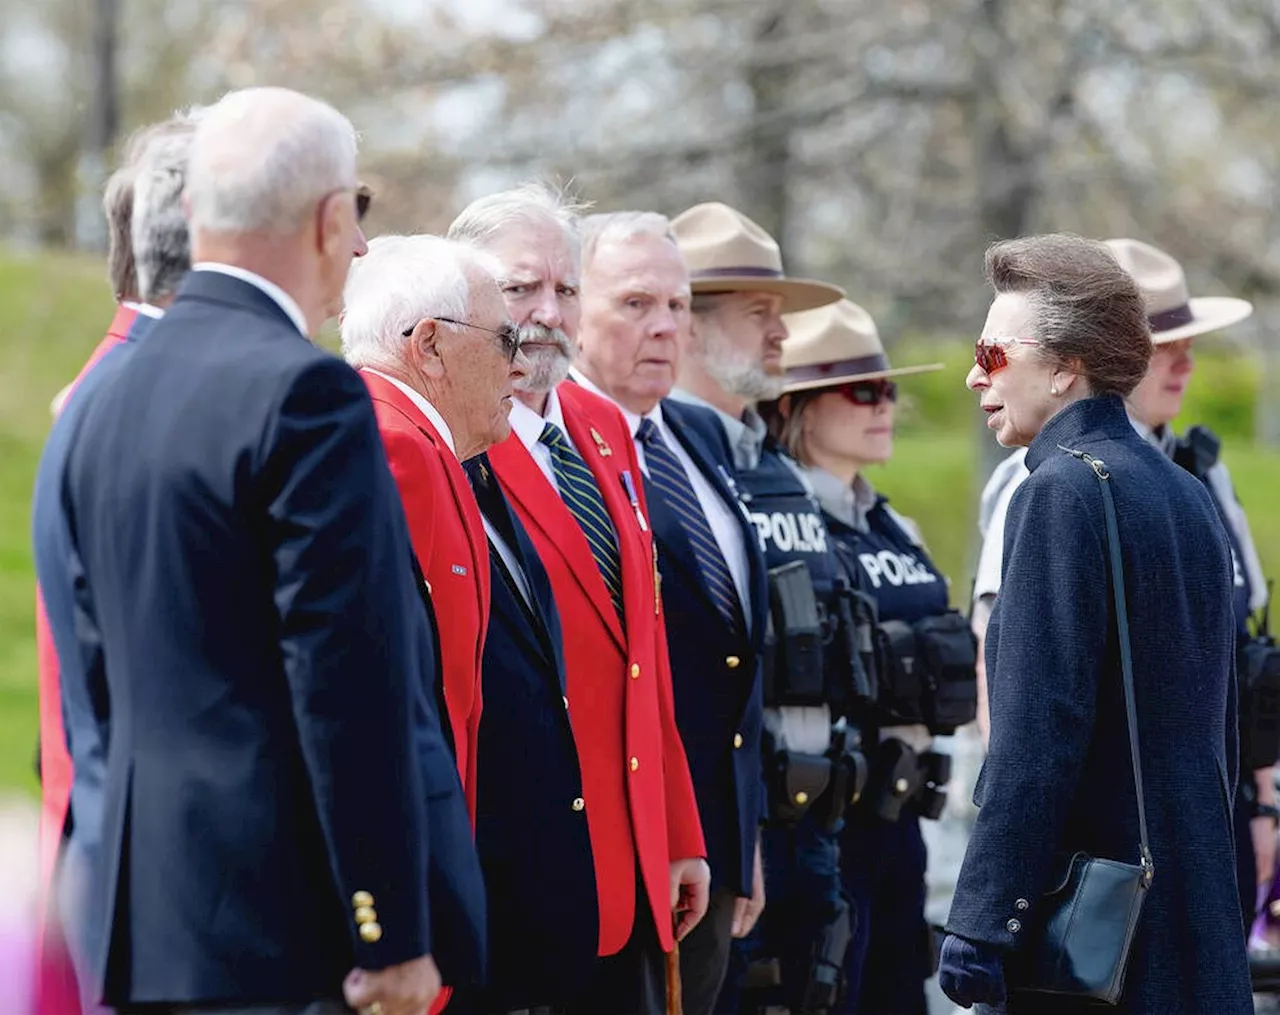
[760,298,973,1015]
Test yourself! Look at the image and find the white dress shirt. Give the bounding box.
[571,369,752,619]
[507,388,575,493]
[191,262,310,338]
[362,369,456,456]
[121,300,165,320]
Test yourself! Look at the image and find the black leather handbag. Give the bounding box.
[1017,449,1154,1004]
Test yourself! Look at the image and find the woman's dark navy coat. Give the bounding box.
[946,396,1253,1013]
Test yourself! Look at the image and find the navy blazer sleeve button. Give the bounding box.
[1007,918,1022,934]
[1015,898,1029,911]
[733,733,744,749]
[725,655,741,669]
[351,891,374,909]
[354,906,377,925]
[358,921,383,943]
[572,797,585,811]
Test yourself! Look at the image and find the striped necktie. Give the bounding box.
[637,418,743,632]
[539,421,625,621]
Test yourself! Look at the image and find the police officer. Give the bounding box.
[764,299,976,1014]
[972,238,1274,939]
[671,202,867,1015]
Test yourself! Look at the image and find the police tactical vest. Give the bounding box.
[736,444,837,595]
[829,502,948,625]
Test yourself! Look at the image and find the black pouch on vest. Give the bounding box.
[915,610,979,735]
[1241,638,1280,770]
[875,620,926,725]
[767,561,826,706]
[833,580,879,705]
[769,750,832,824]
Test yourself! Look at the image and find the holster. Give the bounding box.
[866,741,952,822]
[801,894,854,1015]
[817,726,868,832]
[874,611,978,735]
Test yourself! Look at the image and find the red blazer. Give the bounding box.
[488,381,705,957]
[361,371,489,815]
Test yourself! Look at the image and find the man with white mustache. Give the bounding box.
[447,183,709,1015]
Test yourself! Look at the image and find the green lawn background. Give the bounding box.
[1,248,1276,797]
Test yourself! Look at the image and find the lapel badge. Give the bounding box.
[590,427,613,457]
[451,564,468,576]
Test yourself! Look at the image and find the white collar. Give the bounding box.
[569,367,663,438]
[509,386,568,452]
[192,262,310,338]
[363,369,456,456]
[120,300,165,319]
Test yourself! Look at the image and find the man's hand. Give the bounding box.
[670,856,711,942]
[731,836,765,938]
[343,954,441,1015]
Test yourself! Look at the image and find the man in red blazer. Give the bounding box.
[450,183,709,1013]
[342,233,523,819]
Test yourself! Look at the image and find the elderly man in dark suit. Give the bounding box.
[45,86,481,1015]
[570,210,768,1014]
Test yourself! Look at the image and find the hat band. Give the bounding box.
[1148,302,1193,334]
[691,265,784,280]
[786,353,888,384]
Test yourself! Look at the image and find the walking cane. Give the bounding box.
[666,915,684,1015]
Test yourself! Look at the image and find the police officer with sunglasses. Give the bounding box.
[763,299,979,1015]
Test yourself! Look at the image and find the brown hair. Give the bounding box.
[985,234,1151,397]
[760,393,820,465]
[103,167,137,302]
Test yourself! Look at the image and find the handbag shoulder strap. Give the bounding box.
[1058,446,1155,887]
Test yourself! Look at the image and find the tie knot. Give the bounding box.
[539,421,570,452]
[636,418,660,444]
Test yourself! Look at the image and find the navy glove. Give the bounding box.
[938,933,1007,1009]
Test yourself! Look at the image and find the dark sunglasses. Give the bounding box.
[835,379,898,406]
[402,317,521,363]
[355,183,373,223]
[974,337,1039,375]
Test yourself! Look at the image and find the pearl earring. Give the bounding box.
[1050,385,1060,396]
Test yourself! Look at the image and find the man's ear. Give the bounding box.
[410,319,446,379]
[776,393,793,421]
[316,191,346,258]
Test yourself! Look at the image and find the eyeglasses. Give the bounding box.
[974,336,1040,375]
[355,183,373,223]
[401,317,522,363]
[835,379,898,406]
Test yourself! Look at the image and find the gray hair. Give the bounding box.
[447,179,591,264]
[579,211,679,274]
[187,87,358,235]
[341,234,503,369]
[131,109,203,304]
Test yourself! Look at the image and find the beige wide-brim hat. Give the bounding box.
[1105,238,1253,344]
[671,202,845,313]
[780,298,944,394]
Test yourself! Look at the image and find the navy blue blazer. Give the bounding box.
[463,452,597,1010]
[654,398,767,897]
[32,312,154,1009]
[54,270,483,1006]
[947,396,1252,1013]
